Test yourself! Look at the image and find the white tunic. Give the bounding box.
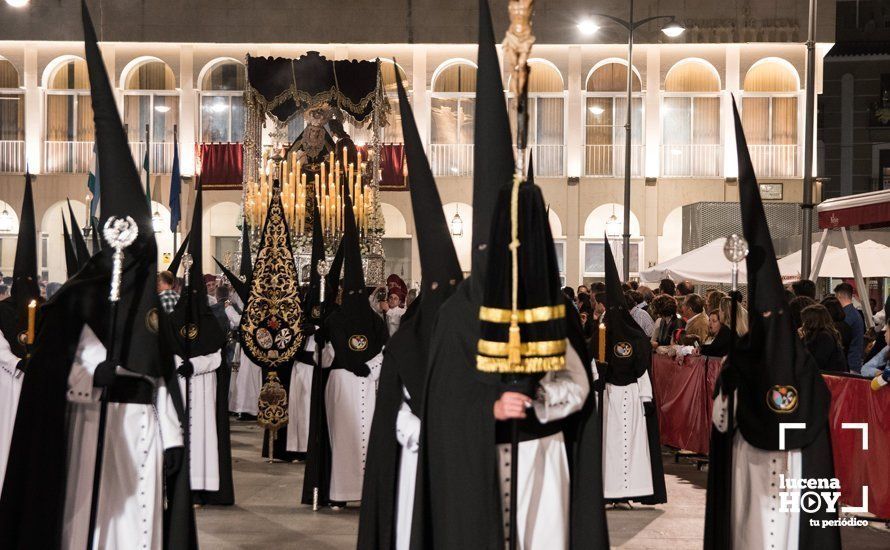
[62,325,183,550]
[496,341,590,550]
[394,387,421,550]
[385,307,405,336]
[0,333,23,495]
[602,370,654,499]
[713,391,802,550]
[286,338,316,453]
[230,349,262,416]
[322,343,383,502]
[176,351,222,492]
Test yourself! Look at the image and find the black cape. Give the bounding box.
[703,382,840,550]
[357,296,424,549]
[0,253,197,550]
[413,281,609,549]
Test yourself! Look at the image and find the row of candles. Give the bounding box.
[244,147,375,238]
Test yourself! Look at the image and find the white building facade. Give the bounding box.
[0,36,831,285]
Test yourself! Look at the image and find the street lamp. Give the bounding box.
[605,212,622,239]
[0,206,13,232]
[450,207,464,237]
[578,2,684,280]
[152,209,164,233]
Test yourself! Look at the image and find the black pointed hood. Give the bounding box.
[341,187,366,295]
[0,172,40,358]
[90,217,102,253]
[305,200,326,325]
[476,160,567,374]
[324,184,387,371]
[168,180,226,357]
[384,63,464,403]
[62,215,79,279]
[471,0,515,283]
[214,223,254,306]
[214,258,249,306]
[167,231,190,275]
[84,4,151,239]
[324,239,345,311]
[602,235,650,385]
[239,180,304,369]
[730,99,829,451]
[42,1,165,377]
[67,199,90,269]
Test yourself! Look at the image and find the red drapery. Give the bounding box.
[197,143,243,189]
[650,354,890,518]
[651,354,721,456]
[379,144,407,191]
[823,374,890,518]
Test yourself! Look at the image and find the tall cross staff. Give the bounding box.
[311,257,330,511]
[86,216,139,550]
[721,234,748,442]
[181,251,194,474]
[503,3,534,549]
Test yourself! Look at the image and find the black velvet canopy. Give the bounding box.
[246,52,385,125]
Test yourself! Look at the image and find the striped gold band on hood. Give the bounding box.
[477,338,566,357]
[479,304,566,324]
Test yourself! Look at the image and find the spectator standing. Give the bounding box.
[789,296,816,329]
[799,304,848,372]
[651,294,681,347]
[627,290,654,337]
[862,328,890,378]
[157,270,180,313]
[676,281,694,296]
[821,296,852,360]
[718,295,749,337]
[697,311,731,357]
[834,282,865,373]
[681,294,709,343]
[791,279,817,299]
[658,278,676,297]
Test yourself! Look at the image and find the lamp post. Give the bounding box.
[579,0,683,279]
[801,0,818,280]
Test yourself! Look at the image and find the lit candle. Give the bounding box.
[321,162,326,185]
[329,151,335,169]
[342,146,347,169]
[597,323,606,364]
[27,299,36,345]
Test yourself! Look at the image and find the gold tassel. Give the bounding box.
[507,313,522,369]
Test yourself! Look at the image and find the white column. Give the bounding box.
[566,46,583,178]
[23,45,41,173]
[179,45,196,177]
[723,44,741,178]
[644,46,660,178]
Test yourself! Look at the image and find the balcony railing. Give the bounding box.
[45,141,94,173]
[748,144,800,179]
[661,144,723,178]
[0,140,25,173]
[129,141,177,174]
[514,144,565,178]
[430,143,474,177]
[584,144,644,178]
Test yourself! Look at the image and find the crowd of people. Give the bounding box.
[562,276,889,376]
